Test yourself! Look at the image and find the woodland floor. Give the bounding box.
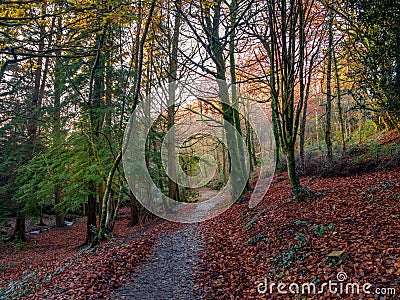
[1,167,400,299]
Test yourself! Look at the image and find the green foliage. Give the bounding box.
[179,155,202,177]
[273,222,336,270]
[348,119,378,144]
[245,209,267,229]
[360,180,398,204]
[292,187,323,202]
[0,121,41,218]
[178,188,200,203]
[361,188,375,196]
[14,133,113,217]
[295,220,308,226]
[377,181,395,190]
[246,215,259,229]
[273,233,308,270]
[0,259,66,298]
[310,224,335,237]
[247,233,266,245]
[344,0,400,128]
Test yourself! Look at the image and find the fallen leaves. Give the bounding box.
[1,168,399,299]
[0,208,182,299]
[196,168,400,299]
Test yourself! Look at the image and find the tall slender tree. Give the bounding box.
[253,0,325,194]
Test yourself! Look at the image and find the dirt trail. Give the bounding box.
[196,187,219,201]
[112,187,220,299]
[112,225,204,300]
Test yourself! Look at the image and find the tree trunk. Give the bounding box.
[110,184,124,231]
[229,0,249,193]
[298,0,306,172]
[167,1,181,202]
[299,95,308,172]
[325,6,334,161]
[54,17,64,228]
[85,28,106,245]
[129,190,139,226]
[14,207,26,242]
[262,0,314,195]
[192,0,248,200]
[85,185,97,245]
[98,182,104,224]
[271,99,281,167]
[219,80,245,200]
[245,104,255,172]
[104,188,115,230]
[98,0,157,240]
[333,51,346,153]
[222,135,227,184]
[315,100,321,150]
[286,146,300,192]
[55,185,65,227]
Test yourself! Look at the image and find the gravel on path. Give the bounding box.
[112,224,204,300]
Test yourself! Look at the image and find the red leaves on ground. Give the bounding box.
[2,169,399,299]
[197,168,400,299]
[0,208,182,299]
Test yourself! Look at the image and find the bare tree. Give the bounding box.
[252,0,326,194]
[177,0,254,199]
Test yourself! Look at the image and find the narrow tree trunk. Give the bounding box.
[167,0,181,201]
[55,186,65,227]
[99,151,122,236]
[110,184,124,231]
[98,0,157,240]
[85,29,106,245]
[105,52,113,134]
[245,114,254,172]
[98,182,104,225]
[85,184,97,245]
[222,135,227,183]
[298,0,307,172]
[14,208,26,242]
[286,146,300,192]
[104,188,114,230]
[325,7,334,161]
[129,190,139,226]
[333,51,346,153]
[315,102,321,150]
[299,96,308,171]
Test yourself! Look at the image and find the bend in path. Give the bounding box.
[196,187,219,202]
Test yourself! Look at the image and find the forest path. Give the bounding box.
[112,188,221,299]
[112,224,204,300]
[196,187,219,201]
